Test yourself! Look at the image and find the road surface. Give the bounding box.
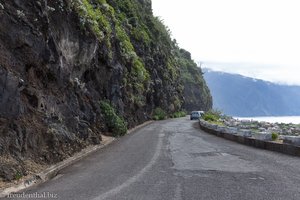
[7,117,300,200]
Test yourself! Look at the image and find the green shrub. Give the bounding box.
[132,26,151,45]
[153,108,166,120]
[153,116,160,120]
[15,171,22,180]
[100,101,127,136]
[116,24,135,58]
[203,113,218,122]
[132,59,150,83]
[202,109,222,122]
[171,111,187,118]
[272,132,279,141]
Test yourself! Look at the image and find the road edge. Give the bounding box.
[0,120,154,198]
[199,120,300,156]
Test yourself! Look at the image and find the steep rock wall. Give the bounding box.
[0,0,211,181]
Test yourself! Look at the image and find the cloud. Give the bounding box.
[152,0,300,85]
[203,62,300,85]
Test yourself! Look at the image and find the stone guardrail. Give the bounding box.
[199,119,300,157]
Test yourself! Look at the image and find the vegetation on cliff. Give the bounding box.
[99,101,127,136]
[177,48,212,112]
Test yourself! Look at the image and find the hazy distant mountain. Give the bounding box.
[203,69,300,117]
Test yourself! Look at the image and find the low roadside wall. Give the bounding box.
[199,119,300,157]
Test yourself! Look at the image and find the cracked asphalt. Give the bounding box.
[7,117,300,200]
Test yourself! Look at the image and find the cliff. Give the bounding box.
[0,0,211,181]
[178,49,212,112]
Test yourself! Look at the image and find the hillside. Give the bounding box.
[177,49,212,112]
[0,0,211,181]
[204,69,300,117]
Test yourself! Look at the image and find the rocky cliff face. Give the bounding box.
[0,0,211,181]
[178,49,212,112]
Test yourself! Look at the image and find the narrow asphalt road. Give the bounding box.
[7,117,300,200]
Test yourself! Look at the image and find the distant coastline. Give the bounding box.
[235,116,300,124]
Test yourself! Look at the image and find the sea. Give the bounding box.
[235,116,300,124]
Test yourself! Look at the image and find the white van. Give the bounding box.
[190,111,204,120]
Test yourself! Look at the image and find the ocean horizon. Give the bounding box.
[235,116,300,124]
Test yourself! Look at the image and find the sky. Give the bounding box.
[151,0,300,85]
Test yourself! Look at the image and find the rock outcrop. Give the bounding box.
[0,0,211,181]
